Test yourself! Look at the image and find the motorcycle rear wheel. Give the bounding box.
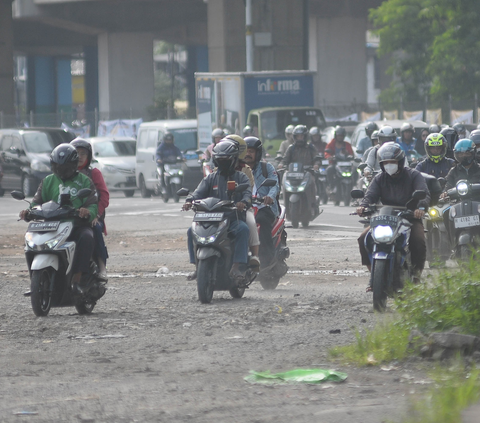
[259,275,280,290]
[197,257,216,303]
[75,301,95,315]
[31,269,53,317]
[372,259,388,312]
[229,285,245,299]
[290,202,300,229]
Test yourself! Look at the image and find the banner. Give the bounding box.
[360,111,380,122]
[383,110,398,120]
[450,109,480,125]
[97,118,142,138]
[61,122,91,138]
[403,110,423,121]
[325,113,358,122]
[426,109,442,125]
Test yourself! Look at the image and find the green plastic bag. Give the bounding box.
[244,368,348,384]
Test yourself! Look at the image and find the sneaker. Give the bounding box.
[249,255,260,269]
[97,272,108,282]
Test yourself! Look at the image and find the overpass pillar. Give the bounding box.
[98,32,155,117]
[0,0,15,115]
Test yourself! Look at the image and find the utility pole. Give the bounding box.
[245,0,253,72]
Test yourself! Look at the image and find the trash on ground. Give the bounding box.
[244,368,348,384]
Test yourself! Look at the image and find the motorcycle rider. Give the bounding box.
[156,132,183,193]
[443,139,480,191]
[469,129,480,161]
[397,122,421,156]
[429,124,441,134]
[70,138,110,282]
[280,125,321,170]
[356,143,430,282]
[309,126,327,155]
[243,136,280,269]
[19,144,98,293]
[183,140,251,282]
[243,125,254,138]
[204,128,225,162]
[277,124,295,156]
[453,122,468,140]
[415,133,455,179]
[361,130,379,163]
[324,126,354,190]
[356,122,378,157]
[440,126,459,158]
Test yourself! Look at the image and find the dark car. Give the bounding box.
[0,128,75,196]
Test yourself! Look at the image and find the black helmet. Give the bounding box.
[212,128,224,144]
[244,136,263,163]
[440,127,459,151]
[212,140,239,174]
[377,142,406,173]
[400,122,414,134]
[292,125,308,146]
[70,137,93,167]
[429,124,440,133]
[377,125,397,144]
[50,144,79,180]
[453,123,466,136]
[163,132,174,142]
[334,126,346,138]
[365,121,379,137]
[243,125,254,137]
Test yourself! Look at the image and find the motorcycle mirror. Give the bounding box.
[10,190,25,201]
[358,163,367,171]
[227,181,236,191]
[176,187,190,197]
[77,188,92,199]
[354,157,362,163]
[196,149,203,156]
[350,189,365,199]
[259,178,277,188]
[274,156,283,162]
[234,183,250,193]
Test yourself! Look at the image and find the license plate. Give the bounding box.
[337,161,352,167]
[193,212,224,222]
[454,215,480,228]
[371,215,398,227]
[287,172,304,179]
[28,221,60,232]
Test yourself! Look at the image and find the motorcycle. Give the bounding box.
[178,182,257,304]
[252,179,289,290]
[424,201,451,264]
[351,189,426,312]
[11,189,106,317]
[317,156,329,205]
[330,156,360,207]
[155,157,184,202]
[444,180,480,261]
[282,162,320,228]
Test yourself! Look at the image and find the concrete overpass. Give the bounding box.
[1,0,384,120]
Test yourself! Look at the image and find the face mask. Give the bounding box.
[383,163,398,176]
[216,159,232,174]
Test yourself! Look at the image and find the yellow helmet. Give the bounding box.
[224,134,247,160]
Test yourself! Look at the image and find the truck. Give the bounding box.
[195,71,326,154]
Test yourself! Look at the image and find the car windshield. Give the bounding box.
[22,132,55,153]
[94,140,136,157]
[170,128,197,152]
[260,109,326,140]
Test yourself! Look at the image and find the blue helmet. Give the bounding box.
[453,138,476,166]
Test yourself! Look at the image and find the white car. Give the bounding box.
[88,136,137,197]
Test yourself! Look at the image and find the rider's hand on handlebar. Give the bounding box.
[356,206,365,216]
[182,201,192,211]
[313,164,319,171]
[440,191,448,200]
[263,196,274,206]
[414,209,425,219]
[19,209,30,221]
[236,202,246,211]
[78,207,90,219]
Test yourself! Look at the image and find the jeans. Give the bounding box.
[70,226,94,274]
[93,221,108,264]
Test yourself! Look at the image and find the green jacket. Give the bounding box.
[32,172,98,223]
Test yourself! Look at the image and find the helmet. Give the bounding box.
[163,132,174,142]
[469,129,480,147]
[243,125,254,137]
[244,136,263,163]
[212,128,224,144]
[454,138,476,166]
[50,144,79,180]
[365,121,379,137]
[70,137,93,167]
[425,133,447,163]
[212,140,239,174]
[429,124,440,133]
[334,126,346,138]
[377,126,397,144]
[309,126,320,136]
[292,125,308,146]
[400,122,414,134]
[285,124,295,136]
[453,123,466,136]
[224,134,247,160]
[440,127,459,151]
[371,130,379,143]
[377,142,406,174]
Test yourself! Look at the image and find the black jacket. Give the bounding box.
[361,167,430,210]
[445,162,480,191]
[415,157,455,179]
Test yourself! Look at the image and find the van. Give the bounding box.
[0,128,75,196]
[135,119,200,197]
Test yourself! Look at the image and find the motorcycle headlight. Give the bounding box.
[103,165,118,173]
[30,160,50,172]
[429,208,438,217]
[178,170,184,175]
[342,172,352,177]
[457,181,469,196]
[372,225,394,243]
[284,179,293,191]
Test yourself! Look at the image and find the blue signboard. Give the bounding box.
[244,75,314,115]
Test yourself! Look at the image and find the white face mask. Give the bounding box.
[384,163,398,175]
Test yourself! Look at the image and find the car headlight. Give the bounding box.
[31,160,50,172]
[103,165,118,173]
[372,225,394,243]
[457,181,469,196]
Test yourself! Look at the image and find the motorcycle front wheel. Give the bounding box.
[31,268,53,316]
[290,202,300,229]
[372,259,388,312]
[229,285,245,299]
[197,257,216,303]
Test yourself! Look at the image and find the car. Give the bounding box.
[87,136,137,197]
[0,127,75,196]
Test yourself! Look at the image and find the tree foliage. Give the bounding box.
[370,0,480,104]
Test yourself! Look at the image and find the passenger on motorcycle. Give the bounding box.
[356,122,378,157]
[415,133,455,179]
[70,138,110,282]
[357,143,430,282]
[19,144,98,293]
[183,140,251,282]
[155,132,183,192]
[364,126,398,176]
[278,124,295,156]
[440,126,459,159]
[309,126,327,155]
[361,130,379,163]
[397,122,417,154]
[204,128,225,162]
[243,136,280,269]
